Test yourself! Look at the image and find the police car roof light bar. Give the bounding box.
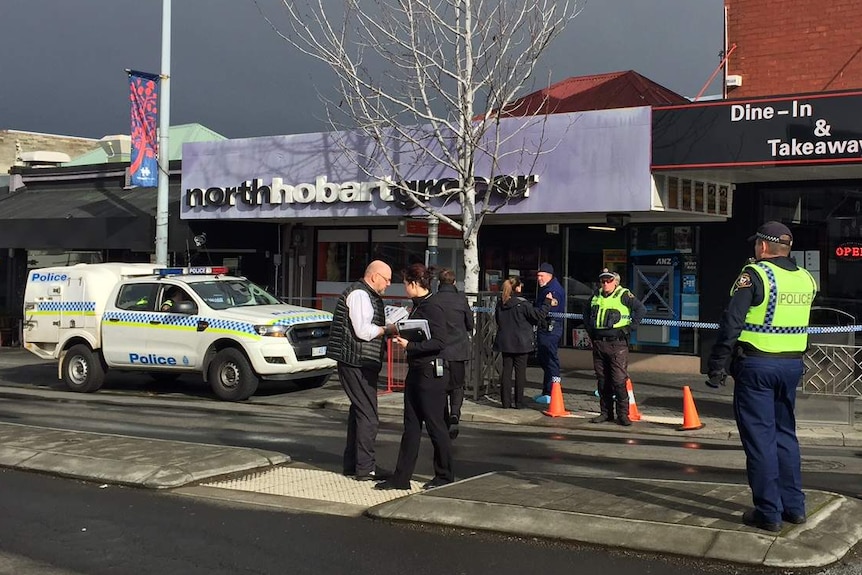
[156,266,229,277]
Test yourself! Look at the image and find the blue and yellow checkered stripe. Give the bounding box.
[269,311,333,326]
[103,311,259,337]
[32,301,96,315]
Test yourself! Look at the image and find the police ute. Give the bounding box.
[23,263,336,401]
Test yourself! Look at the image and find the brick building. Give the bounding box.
[652,0,862,347]
[725,0,862,97]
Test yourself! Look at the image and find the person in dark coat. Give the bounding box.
[376,263,454,491]
[435,268,474,439]
[495,277,551,409]
[533,262,565,404]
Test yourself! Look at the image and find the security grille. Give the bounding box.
[803,343,862,397]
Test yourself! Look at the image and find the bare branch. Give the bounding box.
[261,0,584,292]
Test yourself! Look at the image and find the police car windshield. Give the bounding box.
[190,280,280,310]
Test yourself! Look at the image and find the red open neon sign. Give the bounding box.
[835,242,862,260]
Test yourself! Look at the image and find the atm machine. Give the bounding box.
[629,251,682,348]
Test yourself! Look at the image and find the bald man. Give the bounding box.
[327,260,398,481]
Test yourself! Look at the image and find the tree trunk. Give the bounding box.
[462,187,480,296]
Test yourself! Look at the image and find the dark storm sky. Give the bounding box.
[0,0,725,140]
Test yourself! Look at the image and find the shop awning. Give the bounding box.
[0,182,185,251]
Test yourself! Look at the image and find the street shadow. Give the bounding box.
[642,396,734,419]
[511,472,747,523]
[0,363,336,401]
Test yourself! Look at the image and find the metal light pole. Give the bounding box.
[155,0,172,265]
[427,215,439,268]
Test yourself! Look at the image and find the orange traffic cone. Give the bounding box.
[677,386,705,431]
[543,380,571,417]
[626,378,642,421]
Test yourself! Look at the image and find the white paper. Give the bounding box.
[385,305,409,324]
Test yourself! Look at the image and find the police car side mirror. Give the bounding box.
[174,301,198,315]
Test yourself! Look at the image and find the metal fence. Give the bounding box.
[802,307,861,397]
[803,344,862,396]
[468,292,501,400]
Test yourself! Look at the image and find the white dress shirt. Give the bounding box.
[346,289,382,341]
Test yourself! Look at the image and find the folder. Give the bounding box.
[396,318,430,342]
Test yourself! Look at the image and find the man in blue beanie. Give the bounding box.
[533,262,565,404]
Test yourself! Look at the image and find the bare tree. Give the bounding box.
[259,0,584,294]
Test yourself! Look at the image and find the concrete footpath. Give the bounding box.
[0,421,289,488]
[1,348,861,568]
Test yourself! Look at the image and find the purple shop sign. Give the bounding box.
[180,107,653,220]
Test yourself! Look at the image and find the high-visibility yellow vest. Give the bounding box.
[736,261,817,353]
[590,286,632,329]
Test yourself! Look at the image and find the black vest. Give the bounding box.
[326,280,385,368]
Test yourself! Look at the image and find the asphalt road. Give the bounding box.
[0,350,860,500]
[0,468,805,575]
[1,350,862,573]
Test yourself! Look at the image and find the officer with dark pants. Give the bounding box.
[707,221,817,532]
[533,263,565,404]
[376,263,454,491]
[585,268,645,426]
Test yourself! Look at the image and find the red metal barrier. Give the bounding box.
[385,337,407,393]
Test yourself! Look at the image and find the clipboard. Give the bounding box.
[396,318,430,342]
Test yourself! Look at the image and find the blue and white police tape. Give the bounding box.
[469,307,862,334]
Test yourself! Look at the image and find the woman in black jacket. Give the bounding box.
[376,263,454,491]
[435,268,475,439]
[494,277,551,409]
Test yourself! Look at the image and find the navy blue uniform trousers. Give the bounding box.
[536,332,561,396]
[732,355,805,523]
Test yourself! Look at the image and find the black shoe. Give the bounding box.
[422,477,452,490]
[354,468,392,481]
[590,415,612,423]
[616,416,632,427]
[374,479,411,491]
[782,511,807,524]
[742,509,782,532]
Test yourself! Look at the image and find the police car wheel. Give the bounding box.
[62,344,106,393]
[208,348,259,401]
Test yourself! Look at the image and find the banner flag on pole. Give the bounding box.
[128,70,160,187]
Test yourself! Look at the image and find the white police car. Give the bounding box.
[23,263,335,401]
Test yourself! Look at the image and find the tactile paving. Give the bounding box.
[203,467,422,507]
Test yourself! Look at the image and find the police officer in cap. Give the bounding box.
[707,221,817,532]
[585,268,645,426]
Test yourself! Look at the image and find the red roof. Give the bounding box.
[494,70,687,118]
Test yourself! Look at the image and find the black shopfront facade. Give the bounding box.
[652,90,862,329]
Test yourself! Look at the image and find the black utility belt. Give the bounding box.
[734,346,803,360]
[595,335,625,342]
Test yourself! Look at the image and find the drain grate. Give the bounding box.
[203,467,422,507]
